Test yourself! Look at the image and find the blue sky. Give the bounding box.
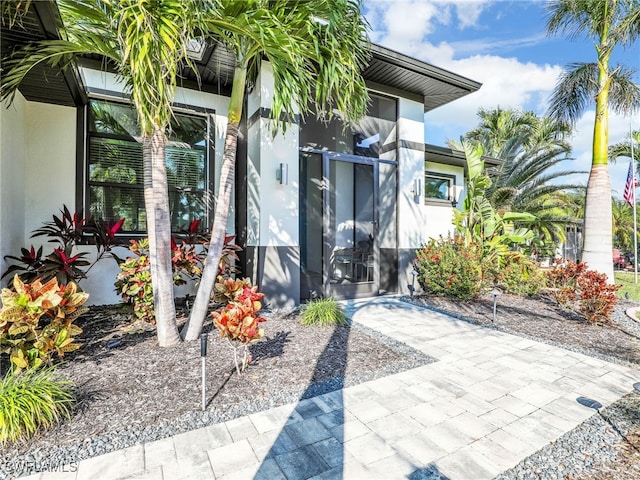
[362,0,640,197]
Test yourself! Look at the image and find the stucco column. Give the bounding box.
[245,61,300,307]
[396,98,427,294]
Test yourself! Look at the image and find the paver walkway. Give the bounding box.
[23,297,640,480]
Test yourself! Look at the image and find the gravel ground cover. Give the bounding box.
[0,304,434,479]
[409,292,640,480]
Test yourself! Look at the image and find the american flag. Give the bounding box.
[624,161,636,207]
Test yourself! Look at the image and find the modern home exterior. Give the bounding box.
[0,1,494,307]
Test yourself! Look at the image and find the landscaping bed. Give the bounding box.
[2,291,640,479]
[0,303,433,479]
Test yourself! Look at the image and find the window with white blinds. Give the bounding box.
[86,100,211,234]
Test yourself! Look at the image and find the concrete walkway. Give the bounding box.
[23,297,640,480]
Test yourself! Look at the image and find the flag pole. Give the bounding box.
[632,122,638,284]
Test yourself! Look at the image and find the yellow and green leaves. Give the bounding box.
[0,275,88,373]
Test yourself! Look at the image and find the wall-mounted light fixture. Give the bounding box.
[276,163,288,185]
[451,198,458,208]
[410,178,421,201]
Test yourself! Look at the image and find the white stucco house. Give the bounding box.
[0,1,498,307]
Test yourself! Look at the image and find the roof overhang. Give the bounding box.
[365,44,481,112]
[425,144,502,169]
[1,0,86,106]
[3,2,480,112]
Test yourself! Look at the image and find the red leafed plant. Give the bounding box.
[212,283,266,374]
[546,260,621,324]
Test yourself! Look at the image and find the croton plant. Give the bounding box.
[212,279,266,374]
[0,275,88,372]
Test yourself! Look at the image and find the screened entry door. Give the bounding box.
[300,151,379,300]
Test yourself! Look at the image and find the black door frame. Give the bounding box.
[300,147,380,300]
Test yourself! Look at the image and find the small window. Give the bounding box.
[85,100,212,234]
[424,172,455,202]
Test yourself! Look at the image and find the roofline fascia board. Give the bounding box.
[425,144,502,168]
[364,80,423,104]
[370,44,482,93]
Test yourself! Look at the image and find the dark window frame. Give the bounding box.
[78,98,215,239]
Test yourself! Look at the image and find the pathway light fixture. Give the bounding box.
[490,288,501,323]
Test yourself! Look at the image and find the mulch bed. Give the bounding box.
[3,291,640,480]
[411,292,640,365]
[0,303,432,460]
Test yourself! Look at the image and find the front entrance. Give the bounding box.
[300,150,379,300]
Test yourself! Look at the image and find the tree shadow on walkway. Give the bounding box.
[253,322,348,479]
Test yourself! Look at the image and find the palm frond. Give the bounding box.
[546,62,598,126]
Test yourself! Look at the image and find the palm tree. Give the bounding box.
[450,108,583,249]
[1,0,247,346]
[2,0,369,344]
[610,129,640,167]
[546,0,640,281]
[612,198,635,252]
[180,0,370,341]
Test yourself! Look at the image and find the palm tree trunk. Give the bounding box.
[181,65,247,341]
[581,59,614,282]
[581,164,614,281]
[143,127,181,346]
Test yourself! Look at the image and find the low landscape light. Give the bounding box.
[490,288,501,323]
[201,332,208,411]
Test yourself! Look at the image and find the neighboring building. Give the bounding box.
[0,1,497,307]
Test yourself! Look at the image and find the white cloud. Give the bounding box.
[453,0,492,28]
[365,1,448,52]
[364,0,491,51]
[423,51,564,142]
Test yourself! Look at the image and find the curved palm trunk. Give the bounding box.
[181,65,247,341]
[144,127,181,346]
[581,61,614,282]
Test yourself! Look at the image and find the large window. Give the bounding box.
[86,100,212,234]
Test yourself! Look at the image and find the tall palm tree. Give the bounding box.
[450,108,583,249]
[546,0,640,281]
[1,0,247,346]
[181,0,370,341]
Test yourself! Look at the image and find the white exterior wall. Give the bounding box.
[246,62,300,306]
[397,98,427,249]
[0,99,76,283]
[423,161,463,241]
[247,62,299,248]
[25,103,77,235]
[0,94,27,280]
[1,68,234,305]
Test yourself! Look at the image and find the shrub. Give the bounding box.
[546,259,587,307]
[300,297,346,327]
[115,230,241,324]
[0,368,74,444]
[496,253,546,296]
[2,205,123,286]
[0,275,88,372]
[212,283,266,374]
[115,240,155,323]
[576,269,621,324]
[546,260,621,324]
[415,236,486,300]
